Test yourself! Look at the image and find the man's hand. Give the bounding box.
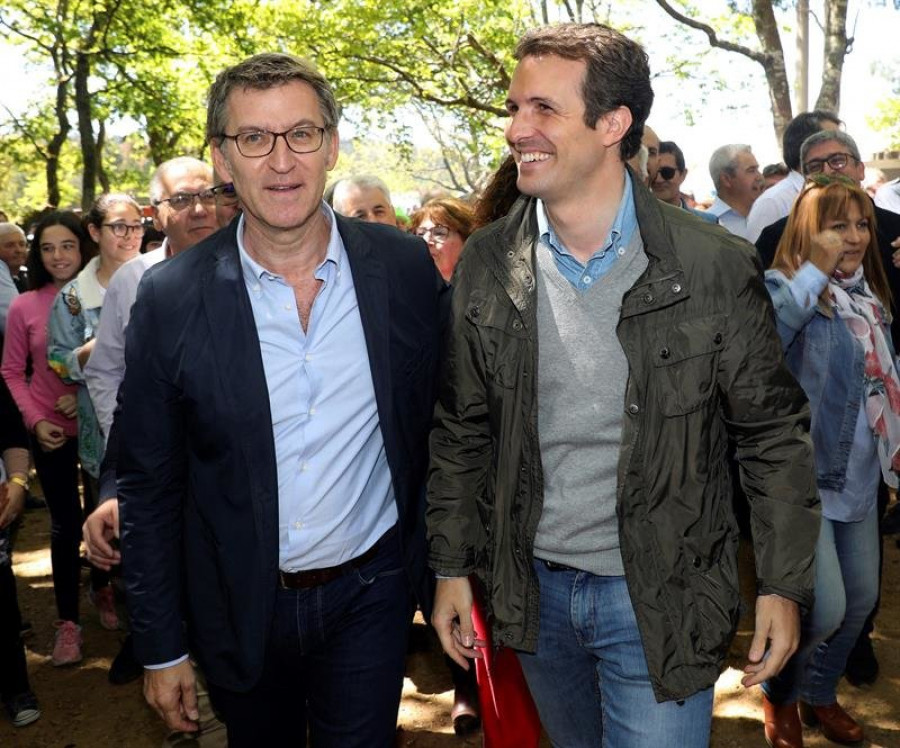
[144,660,200,733]
[741,593,800,688]
[83,500,121,571]
[54,393,78,419]
[431,577,484,670]
[34,420,66,451]
[891,236,900,269]
[0,481,25,529]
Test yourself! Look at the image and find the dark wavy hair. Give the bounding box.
[26,211,94,290]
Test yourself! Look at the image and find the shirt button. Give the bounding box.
[617,247,625,256]
[309,407,316,415]
[582,276,592,284]
[300,462,309,472]
[294,521,303,530]
[252,284,261,292]
[305,354,312,362]
[283,304,292,311]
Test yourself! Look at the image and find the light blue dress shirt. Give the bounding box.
[237,207,397,572]
[536,171,637,292]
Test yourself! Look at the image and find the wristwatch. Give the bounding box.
[8,474,29,491]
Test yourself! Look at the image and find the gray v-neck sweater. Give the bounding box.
[533,229,647,576]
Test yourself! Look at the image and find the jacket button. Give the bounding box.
[470,306,480,318]
[643,293,654,304]
[660,347,670,359]
[672,283,682,294]
[714,332,723,344]
[692,556,702,568]
[627,403,639,414]
[512,319,523,331]
[507,250,515,258]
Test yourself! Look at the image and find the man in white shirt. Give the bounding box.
[706,144,764,241]
[84,157,218,439]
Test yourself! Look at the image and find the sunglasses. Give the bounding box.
[657,166,679,181]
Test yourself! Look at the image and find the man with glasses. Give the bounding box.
[745,110,842,243]
[114,53,447,747]
[651,141,717,223]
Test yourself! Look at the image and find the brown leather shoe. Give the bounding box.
[799,701,864,745]
[763,695,803,748]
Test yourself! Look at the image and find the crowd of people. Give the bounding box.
[1,19,899,748]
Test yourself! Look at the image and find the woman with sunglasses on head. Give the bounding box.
[1,212,97,668]
[410,198,475,283]
[760,175,895,748]
[45,195,143,661]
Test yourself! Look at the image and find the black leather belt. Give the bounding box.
[279,524,397,590]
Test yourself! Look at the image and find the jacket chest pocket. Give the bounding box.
[467,297,528,390]
[652,314,726,416]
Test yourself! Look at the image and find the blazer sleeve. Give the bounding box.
[117,273,189,666]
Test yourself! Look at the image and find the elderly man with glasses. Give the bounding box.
[112,53,448,747]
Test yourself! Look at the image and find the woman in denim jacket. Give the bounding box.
[760,176,897,748]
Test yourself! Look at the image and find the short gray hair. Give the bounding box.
[800,129,861,170]
[149,157,214,204]
[206,53,340,144]
[332,175,393,213]
[0,222,25,240]
[709,144,753,191]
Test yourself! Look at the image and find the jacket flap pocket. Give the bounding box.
[653,314,727,367]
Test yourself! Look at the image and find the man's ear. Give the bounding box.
[599,106,634,149]
[211,141,233,184]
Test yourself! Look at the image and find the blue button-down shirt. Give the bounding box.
[536,171,637,292]
[237,206,397,572]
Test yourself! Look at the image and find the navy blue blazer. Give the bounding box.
[117,215,449,691]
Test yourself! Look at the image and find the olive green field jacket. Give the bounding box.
[426,178,820,702]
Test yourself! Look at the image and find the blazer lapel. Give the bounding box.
[200,228,279,539]
[337,217,396,451]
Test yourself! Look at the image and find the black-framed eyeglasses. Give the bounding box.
[414,224,451,242]
[155,189,218,212]
[657,166,679,181]
[212,183,239,205]
[803,152,858,175]
[102,223,145,238]
[218,126,327,158]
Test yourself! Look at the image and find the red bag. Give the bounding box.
[470,578,542,748]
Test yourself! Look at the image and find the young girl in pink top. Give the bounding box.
[1,211,96,666]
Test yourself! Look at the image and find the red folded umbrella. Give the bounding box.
[470,578,542,748]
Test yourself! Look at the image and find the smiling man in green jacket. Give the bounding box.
[426,23,820,748]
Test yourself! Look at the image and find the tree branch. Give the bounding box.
[653,0,768,64]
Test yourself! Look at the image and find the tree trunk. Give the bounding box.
[816,0,849,114]
[751,0,792,145]
[96,120,110,194]
[795,0,809,113]
[74,51,98,210]
[46,77,71,208]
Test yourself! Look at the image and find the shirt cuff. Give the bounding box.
[789,262,829,309]
[144,654,190,670]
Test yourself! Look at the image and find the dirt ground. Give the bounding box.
[2,501,899,748]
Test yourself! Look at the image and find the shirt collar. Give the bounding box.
[707,196,737,218]
[535,170,636,260]
[237,202,342,284]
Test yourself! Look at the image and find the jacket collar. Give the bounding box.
[489,167,688,319]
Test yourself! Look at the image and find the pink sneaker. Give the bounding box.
[90,587,119,631]
[51,620,83,666]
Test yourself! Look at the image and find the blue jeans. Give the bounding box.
[764,505,879,706]
[516,560,714,748]
[207,528,414,747]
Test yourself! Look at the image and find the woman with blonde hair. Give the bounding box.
[761,175,894,748]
